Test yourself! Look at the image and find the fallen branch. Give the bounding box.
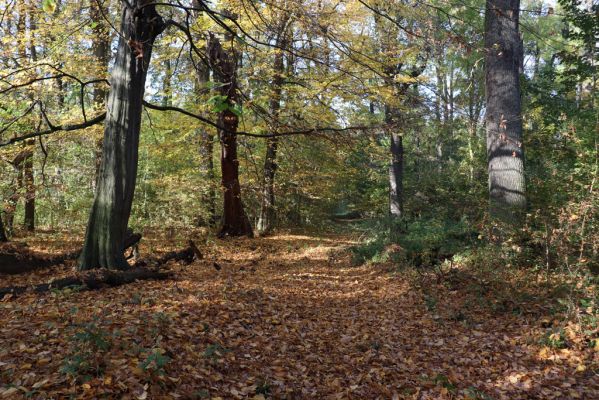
[135,240,201,267]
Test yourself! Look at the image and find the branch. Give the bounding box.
[0,113,106,148]
[141,101,376,138]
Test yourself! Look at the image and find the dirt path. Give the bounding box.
[0,233,597,399]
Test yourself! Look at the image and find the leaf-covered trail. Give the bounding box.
[0,233,597,399]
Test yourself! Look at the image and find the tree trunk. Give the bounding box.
[257,40,286,235]
[23,140,35,232]
[386,106,403,219]
[484,0,526,223]
[0,216,7,242]
[389,132,404,218]
[91,0,110,190]
[197,128,217,225]
[258,137,278,234]
[162,58,173,107]
[193,39,217,226]
[208,33,253,238]
[79,1,165,270]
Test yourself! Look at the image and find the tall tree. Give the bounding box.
[90,0,110,187]
[79,1,165,270]
[257,18,290,235]
[191,1,217,226]
[484,0,526,223]
[208,32,253,238]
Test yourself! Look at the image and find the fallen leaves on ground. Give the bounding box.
[0,231,597,399]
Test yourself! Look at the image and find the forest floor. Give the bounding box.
[0,230,597,400]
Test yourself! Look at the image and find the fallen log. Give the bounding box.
[135,240,201,267]
[0,267,173,298]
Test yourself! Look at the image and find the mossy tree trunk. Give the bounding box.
[79,1,165,270]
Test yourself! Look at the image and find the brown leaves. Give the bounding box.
[128,39,144,60]
[0,233,597,399]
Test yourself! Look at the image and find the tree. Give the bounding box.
[208,32,253,238]
[191,1,217,227]
[257,17,290,235]
[79,1,166,270]
[370,2,427,220]
[484,0,526,223]
[0,214,7,242]
[90,0,110,187]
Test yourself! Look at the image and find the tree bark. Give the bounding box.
[197,128,217,225]
[389,133,404,218]
[387,106,404,218]
[90,0,110,189]
[192,36,217,226]
[0,216,7,243]
[484,0,526,223]
[79,1,165,270]
[23,141,35,232]
[208,33,253,238]
[257,37,286,235]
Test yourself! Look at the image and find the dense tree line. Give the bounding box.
[0,0,596,271]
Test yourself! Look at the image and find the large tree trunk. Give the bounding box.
[208,33,253,238]
[484,0,526,223]
[79,1,165,270]
[386,106,403,219]
[257,40,286,235]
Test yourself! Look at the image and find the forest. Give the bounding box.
[0,0,597,398]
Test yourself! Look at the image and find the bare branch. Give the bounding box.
[0,113,106,148]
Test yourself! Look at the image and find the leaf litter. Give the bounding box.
[0,232,597,399]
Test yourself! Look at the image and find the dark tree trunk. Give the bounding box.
[23,141,35,232]
[162,58,173,107]
[386,106,403,218]
[484,0,526,223]
[258,39,286,235]
[79,1,165,270]
[6,150,29,234]
[208,33,253,238]
[389,132,404,218]
[0,216,7,242]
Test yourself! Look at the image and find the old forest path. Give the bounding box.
[0,232,597,399]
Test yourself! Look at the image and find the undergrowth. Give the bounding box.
[350,215,599,363]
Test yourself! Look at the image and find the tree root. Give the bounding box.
[0,267,174,299]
